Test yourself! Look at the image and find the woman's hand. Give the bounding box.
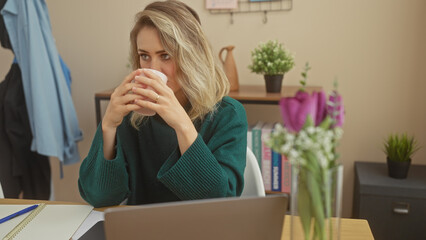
[132,69,198,154]
[102,69,144,159]
[102,69,144,130]
[131,69,189,130]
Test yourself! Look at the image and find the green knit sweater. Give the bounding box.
[78,96,248,207]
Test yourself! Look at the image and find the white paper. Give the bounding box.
[0,204,93,240]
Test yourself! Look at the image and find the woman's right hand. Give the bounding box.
[102,69,144,130]
[102,70,143,160]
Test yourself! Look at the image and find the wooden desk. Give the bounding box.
[282,215,374,240]
[1,198,374,239]
[94,85,322,126]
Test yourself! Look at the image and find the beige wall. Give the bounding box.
[1,0,426,218]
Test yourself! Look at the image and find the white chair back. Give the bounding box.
[241,147,265,197]
[0,181,4,198]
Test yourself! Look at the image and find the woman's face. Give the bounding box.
[136,27,184,100]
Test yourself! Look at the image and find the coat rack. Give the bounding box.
[209,0,292,24]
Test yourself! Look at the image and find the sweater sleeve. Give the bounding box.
[78,124,130,207]
[157,99,248,200]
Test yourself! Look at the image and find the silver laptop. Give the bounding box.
[102,195,288,240]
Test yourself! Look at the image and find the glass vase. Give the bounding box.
[290,163,343,240]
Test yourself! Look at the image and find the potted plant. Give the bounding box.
[383,133,420,179]
[248,40,295,93]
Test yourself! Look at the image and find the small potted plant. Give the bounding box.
[383,133,420,179]
[248,40,295,93]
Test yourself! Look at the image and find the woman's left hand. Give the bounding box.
[132,69,195,134]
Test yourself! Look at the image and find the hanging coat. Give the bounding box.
[0,64,51,200]
[1,0,83,165]
[0,0,11,50]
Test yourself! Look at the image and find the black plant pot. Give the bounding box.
[387,158,411,179]
[264,74,284,93]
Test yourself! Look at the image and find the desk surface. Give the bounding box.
[0,198,373,240]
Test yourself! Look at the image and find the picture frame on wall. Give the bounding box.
[206,0,238,9]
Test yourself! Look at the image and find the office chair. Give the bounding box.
[241,147,265,197]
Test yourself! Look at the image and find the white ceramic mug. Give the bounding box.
[133,69,168,116]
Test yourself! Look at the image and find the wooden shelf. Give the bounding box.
[94,85,322,125]
[228,85,321,104]
[265,191,289,195]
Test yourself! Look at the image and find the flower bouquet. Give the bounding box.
[267,63,345,240]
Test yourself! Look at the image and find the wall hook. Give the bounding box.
[230,12,234,24]
[263,11,267,24]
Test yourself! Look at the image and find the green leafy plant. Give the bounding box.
[384,134,420,162]
[248,40,295,75]
[299,62,311,91]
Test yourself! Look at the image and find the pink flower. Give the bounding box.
[280,91,314,132]
[327,92,344,127]
[315,91,327,126]
[279,91,327,132]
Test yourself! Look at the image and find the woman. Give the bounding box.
[78,0,248,208]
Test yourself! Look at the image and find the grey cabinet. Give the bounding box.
[353,162,426,240]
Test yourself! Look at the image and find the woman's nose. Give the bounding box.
[149,58,161,71]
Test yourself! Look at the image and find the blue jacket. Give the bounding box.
[1,0,82,165]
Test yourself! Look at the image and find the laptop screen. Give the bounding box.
[102,195,288,240]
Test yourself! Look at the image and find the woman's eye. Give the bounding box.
[161,54,170,60]
[140,54,150,61]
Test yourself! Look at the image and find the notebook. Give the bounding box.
[0,204,93,240]
[103,195,288,240]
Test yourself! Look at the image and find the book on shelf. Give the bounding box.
[248,121,293,194]
[251,121,264,169]
[271,150,282,192]
[281,154,291,194]
[271,123,284,192]
[261,122,274,191]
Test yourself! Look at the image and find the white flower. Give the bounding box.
[334,128,343,139]
[298,130,308,140]
[267,124,343,169]
[270,131,279,138]
[306,126,315,135]
[274,124,287,134]
[289,149,299,159]
[285,133,295,143]
[280,142,293,153]
[316,151,328,169]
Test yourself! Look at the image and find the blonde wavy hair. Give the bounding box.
[129,0,230,128]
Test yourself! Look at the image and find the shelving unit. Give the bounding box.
[208,0,292,24]
[94,85,321,126]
